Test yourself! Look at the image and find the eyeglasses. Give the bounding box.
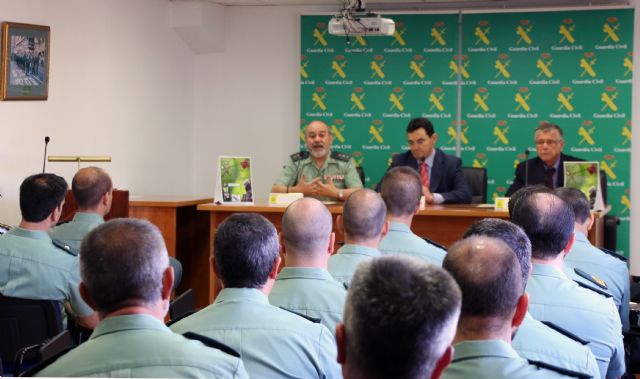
[535,139,560,146]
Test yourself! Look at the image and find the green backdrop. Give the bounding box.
[300,8,633,257]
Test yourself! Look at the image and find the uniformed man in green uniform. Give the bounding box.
[442,237,588,379]
[328,189,388,287]
[171,213,341,379]
[512,192,624,379]
[50,166,113,255]
[0,173,98,330]
[269,198,346,335]
[336,255,461,379]
[35,219,248,378]
[272,120,362,202]
[463,218,600,379]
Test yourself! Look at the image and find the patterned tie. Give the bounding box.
[545,167,556,189]
[420,161,429,189]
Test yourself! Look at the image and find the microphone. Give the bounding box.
[42,136,50,173]
[524,149,530,187]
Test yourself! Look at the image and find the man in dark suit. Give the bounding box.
[506,122,581,196]
[376,118,471,204]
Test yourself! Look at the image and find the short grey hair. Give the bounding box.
[344,256,461,379]
[282,198,332,257]
[342,189,387,240]
[536,121,564,141]
[380,167,422,217]
[80,218,169,314]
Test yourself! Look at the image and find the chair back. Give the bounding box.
[462,167,487,204]
[0,295,63,372]
[168,289,196,325]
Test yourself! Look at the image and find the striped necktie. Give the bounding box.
[420,161,429,189]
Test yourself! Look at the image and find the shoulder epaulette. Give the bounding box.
[574,279,613,299]
[574,268,608,290]
[52,239,77,256]
[331,151,351,162]
[279,307,321,323]
[290,151,309,162]
[540,320,590,345]
[343,282,349,290]
[528,359,592,379]
[183,331,240,358]
[422,237,447,252]
[599,247,628,263]
[0,222,11,234]
[18,345,76,377]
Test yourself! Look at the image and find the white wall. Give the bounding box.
[0,0,195,223]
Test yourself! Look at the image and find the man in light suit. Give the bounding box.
[376,117,471,204]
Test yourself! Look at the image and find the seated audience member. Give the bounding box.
[506,122,606,197]
[0,173,97,329]
[375,117,471,204]
[336,255,461,379]
[463,218,599,378]
[171,213,341,379]
[512,192,624,379]
[272,120,363,202]
[50,167,183,290]
[378,166,446,265]
[442,236,583,379]
[555,187,630,332]
[507,184,550,218]
[328,189,388,287]
[269,197,346,335]
[35,219,247,378]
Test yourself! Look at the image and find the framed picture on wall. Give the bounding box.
[1,22,50,100]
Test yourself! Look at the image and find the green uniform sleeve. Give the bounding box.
[274,160,301,187]
[67,258,94,317]
[344,159,364,188]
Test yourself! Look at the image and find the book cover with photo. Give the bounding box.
[216,157,254,204]
[563,161,604,211]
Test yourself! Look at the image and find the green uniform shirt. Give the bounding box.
[527,263,624,379]
[36,314,248,378]
[378,222,446,266]
[443,340,576,379]
[565,231,631,332]
[513,313,600,379]
[274,151,362,202]
[170,288,341,379]
[327,244,381,287]
[50,212,104,255]
[0,227,93,317]
[269,267,347,335]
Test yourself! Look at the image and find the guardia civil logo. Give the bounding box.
[389,87,405,112]
[474,20,491,46]
[429,87,445,112]
[516,19,533,45]
[350,87,366,112]
[493,120,510,145]
[559,18,576,44]
[557,87,574,112]
[537,53,553,78]
[331,119,347,144]
[473,87,490,112]
[369,119,385,144]
[602,154,618,181]
[410,55,425,79]
[495,54,511,79]
[578,120,596,146]
[601,86,618,112]
[431,21,447,46]
[448,120,469,146]
[371,55,386,79]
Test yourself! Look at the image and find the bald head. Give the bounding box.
[72,166,112,212]
[511,192,574,260]
[282,198,333,259]
[507,185,550,218]
[462,219,531,286]
[342,189,387,242]
[443,236,523,321]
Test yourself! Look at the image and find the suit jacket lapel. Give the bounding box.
[429,150,443,192]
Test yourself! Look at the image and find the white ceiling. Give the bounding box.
[197,0,629,9]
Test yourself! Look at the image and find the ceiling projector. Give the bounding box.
[328,14,395,37]
[328,0,395,37]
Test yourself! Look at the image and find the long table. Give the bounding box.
[197,200,608,303]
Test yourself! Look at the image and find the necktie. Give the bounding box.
[420,161,429,189]
[545,167,556,189]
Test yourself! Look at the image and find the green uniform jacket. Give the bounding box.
[443,340,578,379]
[378,222,446,266]
[36,314,248,378]
[513,313,600,379]
[170,288,342,379]
[327,244,381,288]
[50,212,104,255]
[0,227,93,317]
[274,151,362,202]
[527,263,625,379]
[564,231,630,332]
[269,267,347,336]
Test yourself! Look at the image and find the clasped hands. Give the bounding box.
[296,175,340,199]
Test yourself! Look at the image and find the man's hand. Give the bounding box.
[292,175,321,197]
[313,176,340,199]
[423,186,435,204]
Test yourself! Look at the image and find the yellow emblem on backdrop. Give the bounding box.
[369,124,384,144]
[578,126,595,146]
